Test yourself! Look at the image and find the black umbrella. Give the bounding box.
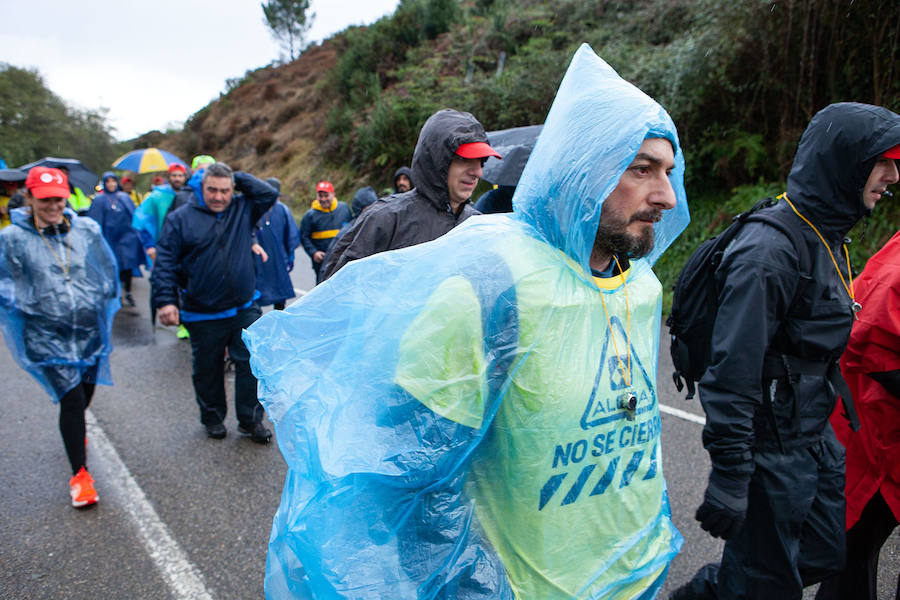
[18,157,99,194]
[0,168,26,183]
[482,124,543,186]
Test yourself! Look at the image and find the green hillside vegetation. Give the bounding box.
[0,64,118,174]
[147,0,900,304]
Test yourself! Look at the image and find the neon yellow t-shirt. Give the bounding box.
[396,232,678,599]
[0,194,9,229]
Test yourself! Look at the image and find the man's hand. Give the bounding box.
[252,243,268,263]
[158,304,180,326]
[695,465,751,540]
[313,250,326,263]
[146,247,157,263]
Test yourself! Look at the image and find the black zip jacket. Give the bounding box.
[151,172,278,313]
[321,109,486,280]
[699,103,900,463]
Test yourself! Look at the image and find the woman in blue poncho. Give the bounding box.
[0,167,119,508]
[88,171,145,307]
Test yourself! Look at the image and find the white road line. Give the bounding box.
[292,287,308,297]
[86,411,214,600]
[659,403,706,425]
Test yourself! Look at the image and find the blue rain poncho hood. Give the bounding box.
[101,170,120,192]
[0,207,120,400]
[245,44,689,599]
[511,56,688,278]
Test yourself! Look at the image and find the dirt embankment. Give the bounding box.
[152,41,344,210]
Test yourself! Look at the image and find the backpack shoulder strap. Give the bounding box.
[743,209,812,277]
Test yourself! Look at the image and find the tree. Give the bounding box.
[262,0,315,61]
[0,64,116,172]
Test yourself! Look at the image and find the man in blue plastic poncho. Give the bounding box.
[245,44,690,599]
[0,167,119,508]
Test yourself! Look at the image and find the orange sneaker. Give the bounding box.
[69,467,99,508]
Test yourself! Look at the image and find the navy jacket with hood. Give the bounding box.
[151,171,278,314]
[321,109,485,280]
[87,171,145,272]
[700,103,900,459]
[254,201,301,306]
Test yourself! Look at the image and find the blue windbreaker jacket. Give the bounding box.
[151,171,278,313]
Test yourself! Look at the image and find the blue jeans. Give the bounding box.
[184,305,263,427]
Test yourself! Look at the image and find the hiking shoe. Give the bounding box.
[176,324,189,339]
[205,423,227,439]
[238,422,272,444]
[69,467,99,508]
[124,293,135,307]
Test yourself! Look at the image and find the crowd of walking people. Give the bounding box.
[1,43,899,600]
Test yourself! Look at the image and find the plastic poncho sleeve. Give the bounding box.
[396,275,488,428]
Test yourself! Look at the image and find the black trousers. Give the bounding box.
[119,269,132,293]
[59,381,96,475]
[682,429,846,600]
[183,305,263,427]
[815,490,900,600]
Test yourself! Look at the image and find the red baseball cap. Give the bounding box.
[455,141,502,160]
[316,181,334,194]
[168,163,186,173]
[26,167,69,199]
[884,143,900,159]
[121,175,135,183]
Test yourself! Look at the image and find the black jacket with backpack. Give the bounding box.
[321,109,483,281]
[677,103,900,599]
[701,103,900,459]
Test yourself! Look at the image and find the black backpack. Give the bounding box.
[666,197,810,399]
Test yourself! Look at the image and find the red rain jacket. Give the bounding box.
[833,230,900,528]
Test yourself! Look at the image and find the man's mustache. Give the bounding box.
[629,209,662,224]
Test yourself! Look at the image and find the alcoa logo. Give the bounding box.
[40,172,64,184]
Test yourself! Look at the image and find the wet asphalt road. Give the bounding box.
[1,257,897,599]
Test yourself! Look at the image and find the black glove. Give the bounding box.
[695,465,750,540]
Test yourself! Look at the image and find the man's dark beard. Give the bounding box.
[592,209,659,260]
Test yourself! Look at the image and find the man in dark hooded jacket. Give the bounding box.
[392,166,413,193]
[672,103,900,599]
[321,109,500,281]
[151,162,278,443]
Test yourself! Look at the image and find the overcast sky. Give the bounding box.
[1,0,400,140]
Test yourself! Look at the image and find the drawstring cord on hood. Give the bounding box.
[779,193,860,318]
